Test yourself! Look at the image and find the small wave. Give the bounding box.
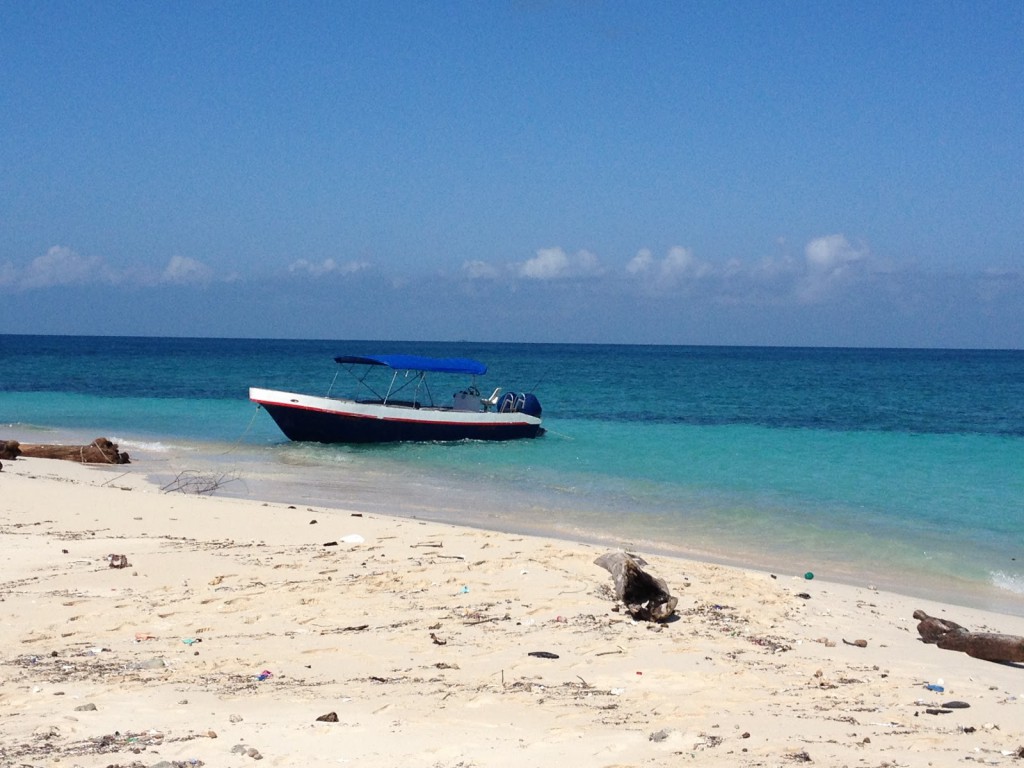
[990,571,1024,595]
[109,437,177,453]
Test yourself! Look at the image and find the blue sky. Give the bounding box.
[2,2,1022,346]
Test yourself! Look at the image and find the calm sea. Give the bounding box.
[2,335,1022,615]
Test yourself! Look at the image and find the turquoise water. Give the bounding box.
[2,335,1022,615]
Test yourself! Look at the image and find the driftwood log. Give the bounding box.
[3,437,129,465]
[914,609,1024,663]
[595,551,678,622]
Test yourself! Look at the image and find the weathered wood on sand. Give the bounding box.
[595,550,678,622]
[1,437,130,465]
[914,609,1024,663]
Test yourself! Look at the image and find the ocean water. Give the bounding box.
[2,334,1023,616]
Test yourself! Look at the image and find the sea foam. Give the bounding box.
[110,437,176,453]
[991,571,1024,596]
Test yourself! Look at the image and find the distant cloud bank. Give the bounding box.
[162,255,214,285]
[288,258,370,277]
[1,237,1020,347]
[8,246,114,289]
[517,247,602,280]
[0,246,226,290]
[1,237,1017,312]
[454,235,879,305]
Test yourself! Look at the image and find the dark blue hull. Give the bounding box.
[261,403,543,444]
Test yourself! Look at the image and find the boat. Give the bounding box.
[249,354,544,443]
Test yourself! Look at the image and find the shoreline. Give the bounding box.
[2,456,1024,766]
[136,437,1024,620]
[6,422,1024,618]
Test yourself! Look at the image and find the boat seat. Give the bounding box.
[481,387,502,410]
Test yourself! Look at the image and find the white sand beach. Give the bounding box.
[2,456,1023,767]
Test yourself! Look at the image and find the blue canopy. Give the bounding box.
[334,354,487,376]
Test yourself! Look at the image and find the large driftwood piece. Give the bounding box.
[914,609,1024,663]
[595,551,678,622]
[4,437,130,465]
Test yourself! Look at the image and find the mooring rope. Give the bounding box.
[218,404,262,456]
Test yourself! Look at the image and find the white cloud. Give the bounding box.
[661,246,710,279]
[288,258,370,277]
[462,259,501,279]
[626,248,654,274]
[162,255,214,285]
[520,247,569,279]
[797,234,868,302]
[626,246,711,288]
[19,245,108,289]
[805,234,865,271]
[518,247,602,280]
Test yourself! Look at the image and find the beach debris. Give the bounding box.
[594,551,678,622]
[108,554,131,569]
[943,700,971,708]
[160,469,238,495]
[430,632,447,645]
[7,437,130,464]
[804,572,814,580]
[256,669,273,681]
[232,744,264,760]
[528,651,560,659]
[315,711,339,722]
[843,638,868,647]
[914,609,1024,663]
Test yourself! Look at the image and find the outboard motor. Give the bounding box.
[521,393,542,418]
[498,391,542,418]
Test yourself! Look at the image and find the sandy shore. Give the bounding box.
[2,456,1023,767]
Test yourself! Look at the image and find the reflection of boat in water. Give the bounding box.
[249,354,544,444]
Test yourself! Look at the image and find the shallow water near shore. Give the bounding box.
[2,334,1023,616]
